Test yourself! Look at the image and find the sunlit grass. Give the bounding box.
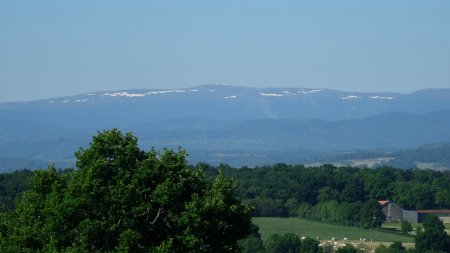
[253,217,414,243]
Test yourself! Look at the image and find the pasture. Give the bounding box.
[253,217,414,243]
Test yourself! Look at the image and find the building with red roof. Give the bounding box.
[378,201,450,223]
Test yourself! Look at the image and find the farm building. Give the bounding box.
[378,200,418,223]
[378,200,450,223]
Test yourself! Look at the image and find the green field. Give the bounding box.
[382,222,450,235]
[253,217,414,243]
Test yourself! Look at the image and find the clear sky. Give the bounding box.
[1,0,450,102]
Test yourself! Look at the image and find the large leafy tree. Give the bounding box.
[415,215,450,253]
[0,129,253,252]
[357,199,385,228]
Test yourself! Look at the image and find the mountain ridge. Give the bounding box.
[1,85,450,171]
[0,84,410,104]
[1,85,450,125]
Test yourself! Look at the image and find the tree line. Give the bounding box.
[202,163,450,225]
[1,151,450,231]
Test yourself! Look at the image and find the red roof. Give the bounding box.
[378,200,389,206]
[417,210,450,214]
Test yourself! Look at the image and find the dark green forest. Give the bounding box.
[0,169,34,209]
[2,158,450,231]
[4,163,449,215]
[202,164,450,224]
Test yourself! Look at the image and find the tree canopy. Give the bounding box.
[264,233,302,253]
[0,129,253,252]
[203,163,450,227]
[415,215,450,253]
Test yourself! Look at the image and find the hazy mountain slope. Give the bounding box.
[0,119,92,161]
[131,110,450,152]
[2,110,450,170]
[389,143,450,169]
[2,85,450,170]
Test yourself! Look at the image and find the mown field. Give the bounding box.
[253,217,414,243]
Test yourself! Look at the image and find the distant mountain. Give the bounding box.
[2,85,450,127]
[1,85,450,171]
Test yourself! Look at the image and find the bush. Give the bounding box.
[401,221,413,235]
[264,233,301,253]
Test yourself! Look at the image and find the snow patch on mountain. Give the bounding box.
[282,91,297,96]
[102,92,146,98]
[341,95,362,101]
[100,89,199,98]
[146,89,199,95]
[75,99,90,103]
[369,96,395,100]
[146,90,185,95]
[260,93,284,97]
[299,89,323,94]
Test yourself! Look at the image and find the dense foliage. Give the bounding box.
[297,200,385,228]
[264,233,302,253]
[0,130,253,252]
[4,164,449,216]
[263,234,322,253]
[0,169,34,209]
[2,157,450,237]
[375,242,414,253]
[415,215,450,253]
[203,163,450,226]
[400,221,413,235]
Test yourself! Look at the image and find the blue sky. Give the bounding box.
[1,0,450,102]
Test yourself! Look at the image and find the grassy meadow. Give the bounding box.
[253,217,414,243]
